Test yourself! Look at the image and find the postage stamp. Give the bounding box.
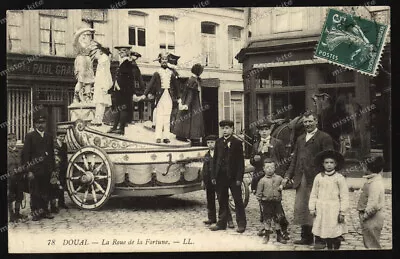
[314,8,389,76]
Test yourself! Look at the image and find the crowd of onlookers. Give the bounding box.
[8,111,386,249]
[201,111,386,250]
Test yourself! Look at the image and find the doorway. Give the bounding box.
[201,87,219,137]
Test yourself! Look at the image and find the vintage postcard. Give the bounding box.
[5,4,391,253]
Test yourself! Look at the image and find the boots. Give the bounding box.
[294,225,313,245]
[50,200,59,214]
[332,238,341,250]
[14,202,28,222]
[9,203,16,223]
[314,235,327,250]
[263,230,272,244]
[276,230,287,244]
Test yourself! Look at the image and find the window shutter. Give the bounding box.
[223,91,231,120]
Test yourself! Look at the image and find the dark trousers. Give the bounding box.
[29,175,50,214]
[205,181,232,223]
[58,170,67,205]
[112,99,132,130]
[216,174,246,229]
[301,225,314,241]
[326,237,341,250]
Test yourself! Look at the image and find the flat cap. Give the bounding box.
[34,115,47,123]
[219,120,234,127]
[114,46,132,50]
[204,135,218,141]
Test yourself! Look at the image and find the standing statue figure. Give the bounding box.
[72,28,98,103]
[139,52,180,143]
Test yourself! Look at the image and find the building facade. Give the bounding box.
[237,6,391,166]
[6,8,246,142]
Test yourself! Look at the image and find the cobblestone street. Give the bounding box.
[8,187,392,252]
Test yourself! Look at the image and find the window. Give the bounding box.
[273,9,303,33]
[228,26,242,69]
[201,22,217,67]
[159,16,175,52]
[82,10,107,45]
[7,88,33,142]
[40,11,67,56]
[223,91,231,120]
[7,11,23,52]
[231,92,244,135]
[129,11,147,47]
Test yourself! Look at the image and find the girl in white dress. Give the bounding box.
[309,150,349,250]
[91,45,113,125]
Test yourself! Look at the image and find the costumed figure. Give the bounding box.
[91,43,113,125]
[172,63,205,145]
[107,46,145,135]
[72,28,98,103]
[140,52,180,143]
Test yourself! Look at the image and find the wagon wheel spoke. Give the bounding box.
[73,163,86,174]
[73,185,84,194]
[95,175,108,180]
[70,176,81,180]
[83,187,89,203]
[93,181,106,194]
[91,185,97,203]
[82,155,90,171]
[93,162,104,175]
[91,155,96,171]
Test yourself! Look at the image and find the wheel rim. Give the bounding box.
[67,146,113,209]
[229,181,249,210]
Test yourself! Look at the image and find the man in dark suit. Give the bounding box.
[54,129,68,210]
[250,121,290,239]
[202,135,234,228]
[22,115,55,221]
[283,110,333,248]
[108,46,145,135]
[210,120,246,233]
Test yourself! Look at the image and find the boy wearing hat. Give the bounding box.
[22,115,55,221]
[139,52,180,143]
[202,134,234,228]
[8,133,28,222]
[357,156,385,249]
[309,149,349,250]
[210,120,247,233]
[54,129,68,210]
[107,46,145,135]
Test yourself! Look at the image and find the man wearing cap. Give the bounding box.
[139,52,180,143]
[210,120,247,233]
[202,134,234,228]
[22,115,55,221]
[282,110,333,248]
[54,129,68,209]
[250,120,290,239]
[107,46,145,135]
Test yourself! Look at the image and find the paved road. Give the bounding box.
[9,188,392,251]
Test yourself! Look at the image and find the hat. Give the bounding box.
[130,51,142,58]
[191,63,204,77]
[314,149,345,170]
[114,46,132,50]
[205,135,218,141]
[34,115,47,123]
[7,133,17,140]
[154,52,180,65]
[256,119,274,129]
[219,120,234,127]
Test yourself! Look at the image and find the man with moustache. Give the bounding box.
[22,115,55,221]
[282,110,333,248]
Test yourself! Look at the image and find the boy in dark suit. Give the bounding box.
[202,135,234,228]
[210,120,247,233]
[8,133,28,222]
[22,115,55,221]
[54,129,68,210]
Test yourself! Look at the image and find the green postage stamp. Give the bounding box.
[314,8,389,76]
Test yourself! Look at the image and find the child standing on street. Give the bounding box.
[256,160,288,244]
[49,148,64,214]
[309,150,349,250]
[357,156,385,249]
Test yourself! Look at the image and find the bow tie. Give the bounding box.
[261,138,270,143]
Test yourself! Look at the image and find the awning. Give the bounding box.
[253,58,329,68]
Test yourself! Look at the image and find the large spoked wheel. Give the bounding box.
[229,180,250,211]
[66,146,115,210]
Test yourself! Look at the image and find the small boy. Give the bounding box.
[202,135,234,228]
[357,156,385,249]
[54,130,68,209]
[49,148,64,214]
[7,133,28,222]
[256,160,288,244]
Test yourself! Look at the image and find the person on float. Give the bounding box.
[139,52,180,143]
[172,63,205,145]
[91,43,113,126]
